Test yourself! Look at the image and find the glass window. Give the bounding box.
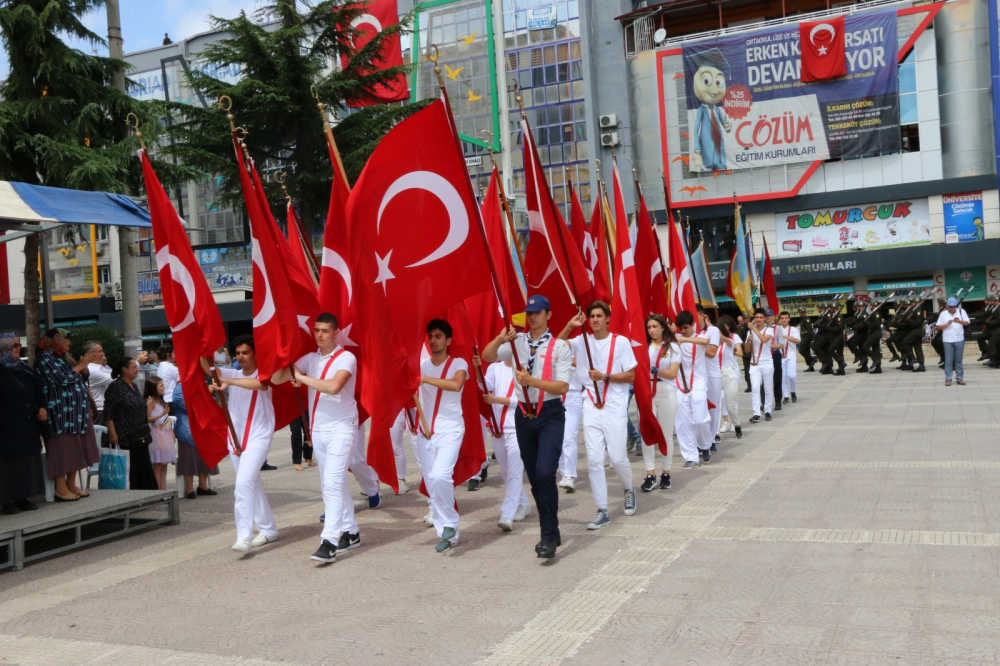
[539,146,550,165]
[532,67,545,87]
[900,94,918,125]
[533,87,546,106]
[575,122,587,140]
[557,63,569,82]
[569,41,582,59]
[561,104,572,122]
[577,140,588,160]
[544,45,556,64]
[519,70,532,90]
[550,144,564,164]
[570,61,582,80]
[547,106,560,125]
[537,126,548,145]
[557,43,569,62]
[545,64,557,83]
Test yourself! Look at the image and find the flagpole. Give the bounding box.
[274,171,321,283]
[481,132,526,272]
[594,161,615,278]
[311,86,351,191]
[733,193,749,317]
[632,168,671,311]
[428,47,534,415]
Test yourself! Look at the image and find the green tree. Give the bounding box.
[69,324,125,369]
[163,0,429,237]
[0,0,198,359]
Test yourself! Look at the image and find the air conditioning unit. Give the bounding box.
[114,300,123,311]
[100,284,113,297]
[96,242,106,256]
[114,281,122,292]
[601,131,620,147]
[599,114,619,129]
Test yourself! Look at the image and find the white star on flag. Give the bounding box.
[338,323,358,349]
[374,250,395,293]
[818,45,828,55]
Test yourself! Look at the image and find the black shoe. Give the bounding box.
[856,364,868,373]
[988,361,1000,368]
[914,364,926,373]
[870,366,882,374]
[536,539,558,559]
[889,355,900,362]
[820,365,832,375]
[337,532,361,551]
[775,403,783,410]
[744,386,752,393]
[804,366,815,372]
[14,499,37,511]
[749,415,761,424]
[977,355,988,361]
[791,393,797,403]
[535,535,562,553]
[765,413,772,422]
[710,443,718,452]
[659,473,671,490]
[196,487,218,496]
[260,463,277,471]
[310,540,337,563]
[700,449,711,463]
[714,434,721,443]
[185,492,197,500]
[1,502,19,515]
[468,479,480,491]
[834,368,846,376]
[734,426,743,439]
[480,466,488,483]
[640,474,658,492]
[782,397,790,405]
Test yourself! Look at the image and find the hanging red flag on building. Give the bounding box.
[340,0,408,107]
[800,16,847,82]
[141,151,230,468]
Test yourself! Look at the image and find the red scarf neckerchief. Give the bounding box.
[496,376,516,435]
[751,326,771,366]
[419,356,454,438]
[309,348,346,439]
[585,334,617,408]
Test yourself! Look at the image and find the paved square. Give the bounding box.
[1,359,998,665]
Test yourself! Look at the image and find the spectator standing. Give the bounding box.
[144,376,177,490]
[34,328,99,501]
[84,340,113,424]
[0,332,47,514]
[155,345,179,413]
[936,297,970,386]
[172,384,219,499]
[104,356,158,490]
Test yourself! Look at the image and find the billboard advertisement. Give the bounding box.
[775,198,930,256]
[942,191,984,243]
[682,8,898,172]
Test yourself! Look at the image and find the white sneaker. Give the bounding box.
[231,540,252,553]
[513,504,530,521]
[557,477,567,488]
[423,511,434,527]
[396,479,408,495]
[497,518,513,532]
[719,421,732,433]
[251,533,278,547]
[563,477,575,493]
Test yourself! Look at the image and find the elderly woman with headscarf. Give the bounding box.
[33,328,100,501]
[0,333,49,514]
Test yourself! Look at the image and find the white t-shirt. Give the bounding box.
[484,362,517,432]
[87,363,113,410]
[722,334,742,374]
[749,326,774,367]
[297,347,357,431]
[936,309,969,344]
[570,334,637,413]
[219,368,275,449]
[676,339,707,393]
[649,342,681,394]
[156,361,179,403]
[781,326,799,358]
[419,356,468,433]
[701,325,722,378]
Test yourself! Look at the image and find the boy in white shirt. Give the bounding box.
[696,306,722,449]
[560,302,638,530]
[416,318,468,552]
[672,311,712,468]
[479,356,531,531]
[558,356,582,493]
[778,311,800,405]
[746,308,775,423]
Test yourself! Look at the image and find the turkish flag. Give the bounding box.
[585,188,612,304]
[761,237,781,313]
[521,117,591,333]
[141,151,230,468]
[568,184,597,308]
[665,211,697,320]
[609,162,668,456]
[634,191,671,320]
[286,202,319,291]
[445,303,488,486]
[340,0,408,107]
[348,97,493,463]
[800,16,847,82]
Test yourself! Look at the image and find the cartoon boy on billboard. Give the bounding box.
[687,48,731,172]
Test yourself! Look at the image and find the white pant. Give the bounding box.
[350,427,380,496]
[559,390,583,479]
[582,402,633,511]
[313,424,358,543]
[675,389,710,463]
[706,375,722,440]
[389,409,409,479]
[492,431,529,520]
[750,364,774,417]
[721,367,741,428]
[643,385,676,472]
[230,438,276,544]
[782,357,797,398]
[415,429,463,541]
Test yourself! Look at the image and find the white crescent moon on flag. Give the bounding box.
[251,238,276,327]
[377,170,469,268]
[322,247,353,305]
[350,13,383,47]
[527,257,557,289]
[618,248,634,311]
[809,23,836,46]
[155,246,196,332]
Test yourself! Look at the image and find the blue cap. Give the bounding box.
[946,297,958,307]
[524,295,550,312]
[765,308,774,316]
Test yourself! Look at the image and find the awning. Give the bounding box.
[867,279,933,290]
[776,286,854,298]
[0,181,151,244]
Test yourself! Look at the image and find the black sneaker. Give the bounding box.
[468,478,480,491]
[775,403,782,411]
[260,462,277,471]
[196,487,218,496]
[744,386,752,393]
[659,473,671,489]
[640,474,658,492]
[700,449,711,463]
[782,397,790,405]
[310,540,337,563]
[734,426,743,439]
[765,413,772,422]
[337,532,361,551]
[714,434,721,444]
[710,443,717,452]
[480,466,489,483]
[791,393,797,403]
[749,415,761,424]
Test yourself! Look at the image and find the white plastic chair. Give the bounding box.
[83,425,108,490]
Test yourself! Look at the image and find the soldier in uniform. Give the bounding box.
[890,298,916,371]
[827,309,847,376]
[857,301,884,374]
[902,304,928,373]
[813,304,835,375]
[797,309,815,371]
[845,300,867,366]
[974,296,997,361]
[983,297,1000,368]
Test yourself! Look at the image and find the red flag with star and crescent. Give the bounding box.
[568,183,597,308]
[609,161,668,456]
[665,211,697,320]
[141,150,230,468]
[800,15,847,82]
[347,96,494,485]
[339,0,408,107]
[634,188,671,320]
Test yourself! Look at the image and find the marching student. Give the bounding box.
[716,316,744,440]
[557,353,582,493]
[673,311,712,469]
[778,311,800,405]
[274,313,361,564]
[415,319,468,553]
[208,336,279,554]
[388,408,413,495]
[476,354,531,532]
[643,314,680,491]
[765,309,785,411]
[746,308,775,423]
[696,306,722,449]
[482,295,572,560]
[560,302,638,530]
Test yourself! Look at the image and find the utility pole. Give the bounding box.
[107,0,142,357]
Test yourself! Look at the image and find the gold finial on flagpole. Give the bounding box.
[510,79,525,117]
[273,171,291,201]
[217,95,236,133]
[125,113,146,151]
[427,44,445,88]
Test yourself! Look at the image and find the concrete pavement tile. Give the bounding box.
[746,621,838,651]
[829,626,922,656]
[759,601,844,625]
[823,650,920,665]
[921,609,1000,635]
[839,605,922,632]
[736,645,829,665]
[923,631,1000,663]
[668,617,757,644]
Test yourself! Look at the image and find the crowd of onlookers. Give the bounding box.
[0,329,219,515]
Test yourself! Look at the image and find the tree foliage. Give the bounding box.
[162,0,430,236]
[69,324,125,369]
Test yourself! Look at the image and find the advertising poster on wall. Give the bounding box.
[945,267,986,298]
[775,198,930,256]
[942,191,984,243]
[681,8,898,173]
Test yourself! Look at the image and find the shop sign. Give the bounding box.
[775,198,930,256]
[944,267,986,298]
[527,6,557,30]
[867,279,932,290]
[942,191,984,243]
[777,295,847,316]
[987,266,1000,297]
